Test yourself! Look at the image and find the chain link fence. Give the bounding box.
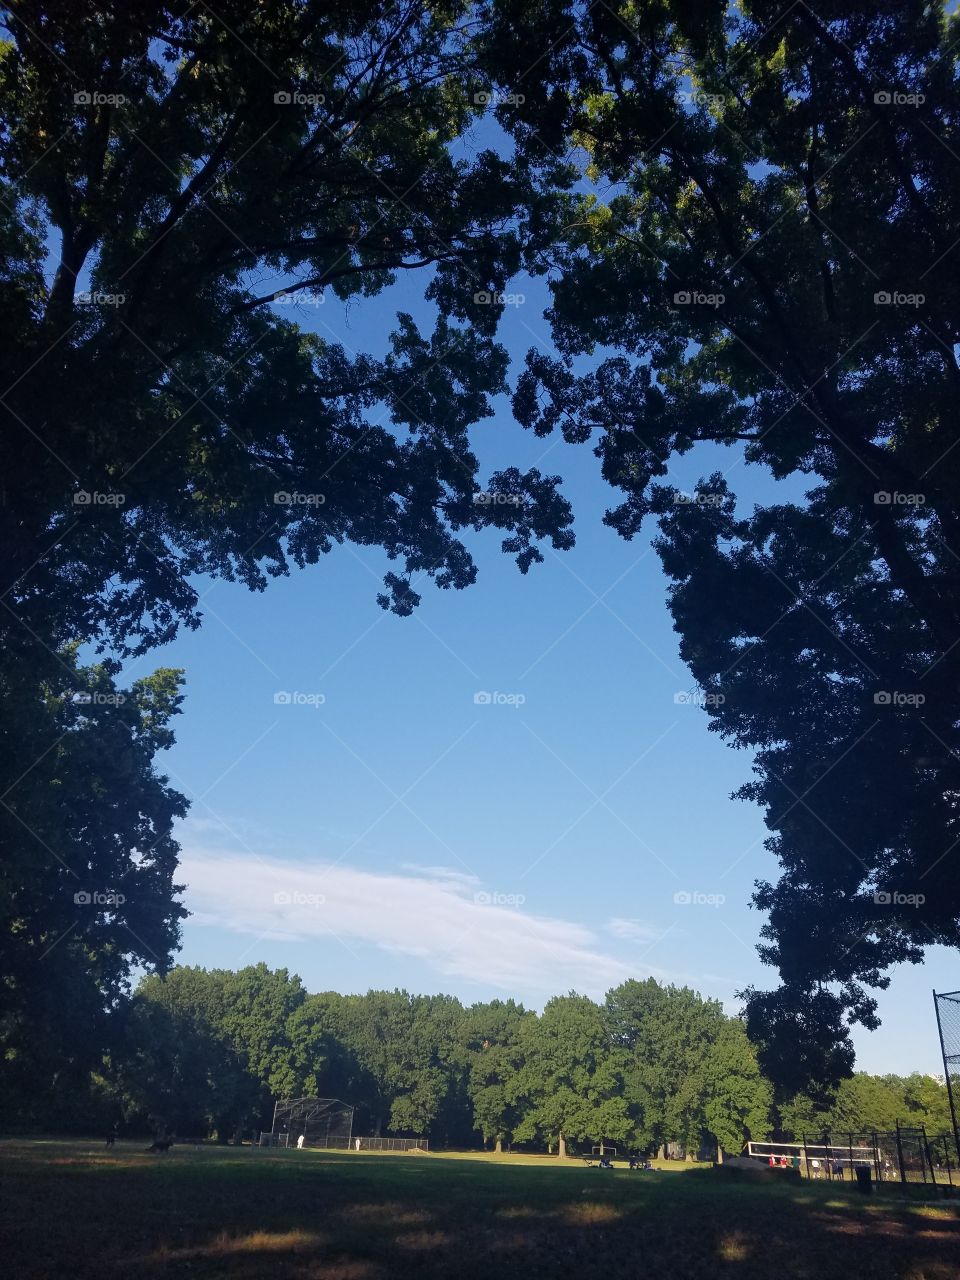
[934,989,960,1166]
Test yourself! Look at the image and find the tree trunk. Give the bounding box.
[494,1137,502,1154]
[558,1131,567,1160]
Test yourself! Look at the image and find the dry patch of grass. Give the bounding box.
[716,1230,752,1261]
[147,1228,326,1262]
[393,1230,453,1250]
[336,1202,431,1227]
[563,1201,623,1225]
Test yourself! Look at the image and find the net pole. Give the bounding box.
[933,989,960,1167]
[895,1120,906,1185]
[848,1133,854,1184]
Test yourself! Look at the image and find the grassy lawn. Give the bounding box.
[2,1139,959,1279]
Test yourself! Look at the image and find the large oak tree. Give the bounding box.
[484,0,960,1088]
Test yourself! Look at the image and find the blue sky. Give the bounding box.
[117,232,955,1078]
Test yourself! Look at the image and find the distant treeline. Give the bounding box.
[20,965,954,1156]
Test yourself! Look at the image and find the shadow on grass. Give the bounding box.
[2,1142,960,1279]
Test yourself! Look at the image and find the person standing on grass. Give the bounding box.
[297,1134,305,1150]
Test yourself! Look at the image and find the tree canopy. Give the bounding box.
[1,0,574,664]
[482,0,960,1087]
[0,0,572,1102]
[80,964,948,1156]
[0,652,187,1119]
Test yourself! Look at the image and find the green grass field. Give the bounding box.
[2,1140,959,1279]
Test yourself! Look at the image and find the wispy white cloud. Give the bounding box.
[607,917,664,943]
[180,848,671,996]
[399,862,481,887]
